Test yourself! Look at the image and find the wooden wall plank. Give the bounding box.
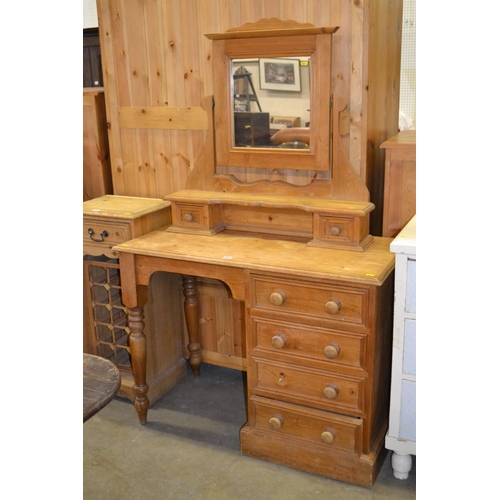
[262,0,286,19]
[97,0,125,194]
[119,106,208,130]
[365,0,403,235]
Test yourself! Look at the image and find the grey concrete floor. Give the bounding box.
[84,362,416,499]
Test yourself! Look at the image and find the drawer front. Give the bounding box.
[252,318,366,372]
[403,318,416,376]
[317,215,355,244]
[83,220,130,255]
[172,203,206,229]
[250,396,362,455]
[251,358,365,415]
[251,275,369,328]
[400,380,416,442]
[405,258,416,313]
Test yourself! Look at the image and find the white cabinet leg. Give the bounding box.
[391,451,412,479]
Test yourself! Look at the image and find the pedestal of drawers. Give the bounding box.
[241,272,394,487]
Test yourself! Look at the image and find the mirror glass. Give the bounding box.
[231,57,311,150]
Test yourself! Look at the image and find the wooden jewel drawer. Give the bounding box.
[250,275,369,329]
[250,358,365,416]
[251,317,367,373]
[248,395,363,455]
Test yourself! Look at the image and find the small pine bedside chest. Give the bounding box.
[83,195,186,405]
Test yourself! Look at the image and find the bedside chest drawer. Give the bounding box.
[252,318,366,372]
[83,220,131,256]
[251,358,365,415]
[250,276,369,328]
[250,396,363,455]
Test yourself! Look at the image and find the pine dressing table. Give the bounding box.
[112,19,396,487]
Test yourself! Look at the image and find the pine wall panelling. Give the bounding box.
[95,0,403,370]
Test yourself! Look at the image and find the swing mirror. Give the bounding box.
[207,20,337,172]
[231,57,311,151]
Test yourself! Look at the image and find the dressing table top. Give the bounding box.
[115,230,394,286]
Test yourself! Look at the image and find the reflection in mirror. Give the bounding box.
[231,57,311,150]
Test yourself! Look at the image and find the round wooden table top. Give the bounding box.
[83,354,121,423]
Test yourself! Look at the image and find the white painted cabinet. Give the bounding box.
[385,215,416,479]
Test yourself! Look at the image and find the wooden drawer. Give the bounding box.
[251,317,366,372]
[173,203,206,228]
[83,219,130,256]
[316,215,355,243]
[251,358,365,415]
[169,202,224,235]
[250,275,369,329]
[249,395,362,455]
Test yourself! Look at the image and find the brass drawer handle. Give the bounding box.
[324,298,341,315]
[268,414,284,430]
[88,228,109,242]
[269,290,286,306]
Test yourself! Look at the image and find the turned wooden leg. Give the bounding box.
[182,275,202,376]
[128,306,149,424]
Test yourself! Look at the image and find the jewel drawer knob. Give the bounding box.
[323,343,341,359]
[324,298,341,315]
[320,429,336,445]
[330,225,342,236]
[269,290,286,306]
[271,333,287,349]
[183,213,194,222]
[323,384,340,400]
[268,414,284,430]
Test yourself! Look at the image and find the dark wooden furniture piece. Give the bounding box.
[83,353,121,422]
[380,130,416,237]
[83,28,103,88]
[234,112,270,147]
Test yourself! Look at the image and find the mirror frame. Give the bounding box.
[207,21,337,172]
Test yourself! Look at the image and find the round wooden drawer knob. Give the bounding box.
[320,429,336,445]
[330,225,342,236]
[269,290,286,306]
[271,333,287,349]
[268,414,284,430]
[183,213,194,222]
[324,298,341,315]
[323,384,340,400]
[323,343,341,359]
